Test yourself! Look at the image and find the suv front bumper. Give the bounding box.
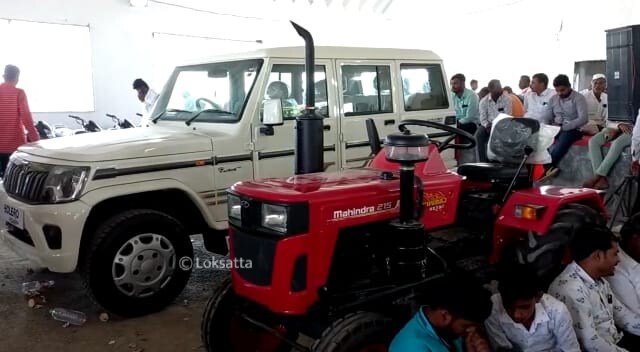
[0,184,91,273]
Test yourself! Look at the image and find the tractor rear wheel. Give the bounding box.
[311,312,395,352]
[512,203,605,286]
[201,276,296,352]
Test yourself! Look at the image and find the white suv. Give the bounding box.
[0,46,457,317]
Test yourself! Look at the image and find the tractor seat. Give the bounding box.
[457,162,529,182]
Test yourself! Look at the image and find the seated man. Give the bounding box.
[544,74,588,178]
[607,213,640,315]
[548,225,640,351]
[583,74,634,189]
[389,275,492,352]
[478,79,512,162]
[485,264,580,352]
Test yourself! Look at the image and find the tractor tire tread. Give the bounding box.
[201,275,232,350]
[311,311,392,352]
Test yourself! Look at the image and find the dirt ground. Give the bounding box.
[0,235,227,352]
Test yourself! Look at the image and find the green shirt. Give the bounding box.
[452,88,479,124]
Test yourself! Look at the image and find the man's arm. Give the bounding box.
[612,291,640,336]
[503,96,512,116]
[552,301,582,352]
[554,287,629,352]
[479,98,489,128]
[632,109,640,162]
[608,274,640,316]
[460,93,479,125]
[18,90,40,143]
[563,94,589,131]
[483,315,513,351]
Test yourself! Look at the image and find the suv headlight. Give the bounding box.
[262,204,287,233]
[43,166,89,203]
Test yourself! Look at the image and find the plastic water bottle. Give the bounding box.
[49,308,87,326]
[21,280,55,294]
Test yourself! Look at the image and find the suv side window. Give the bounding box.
[400,64,449,111]
[264,64,328,120]
[341,65,393,116]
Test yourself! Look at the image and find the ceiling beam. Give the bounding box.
[380,0,393,13]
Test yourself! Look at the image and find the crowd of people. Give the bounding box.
[390,215,640,351]
[450,72,640,187]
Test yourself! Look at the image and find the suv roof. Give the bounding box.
[183,46,443,66]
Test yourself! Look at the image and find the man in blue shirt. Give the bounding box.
[450,73,480,136]
[389,275,492,352]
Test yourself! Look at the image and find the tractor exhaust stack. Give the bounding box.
[291,21,324,175]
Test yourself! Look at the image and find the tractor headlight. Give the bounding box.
[228,194,242,220]
[262,203,288,233]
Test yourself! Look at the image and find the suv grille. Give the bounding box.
[3,160,48,203]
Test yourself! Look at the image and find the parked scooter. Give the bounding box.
[106,114,135,129]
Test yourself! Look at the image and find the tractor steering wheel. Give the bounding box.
[398,119,476,152]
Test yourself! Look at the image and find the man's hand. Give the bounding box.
[607,128,621,141]
[554,115,563,125]
[464,327,491,352]
[632,160,640,176]
[619,123,633,134]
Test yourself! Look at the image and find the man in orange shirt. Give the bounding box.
[0,65,39,177]
[503,87,524,117]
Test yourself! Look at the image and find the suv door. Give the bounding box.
[252,59,339,178]
[336,61,398,168]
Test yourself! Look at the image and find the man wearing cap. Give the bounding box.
[584,74,633,189]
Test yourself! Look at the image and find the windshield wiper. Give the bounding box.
[185,109,235,126]
[152,109,192,123]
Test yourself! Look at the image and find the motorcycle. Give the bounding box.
[68,114,102,134]
[106,113,135,129]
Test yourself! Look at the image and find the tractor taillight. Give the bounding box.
[514,204,546,220]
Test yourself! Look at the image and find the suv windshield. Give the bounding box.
[153,59,263,123]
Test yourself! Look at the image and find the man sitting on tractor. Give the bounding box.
[548,225,640,351]
[389,275,492,352]
[607,213,640,316]
[484,264,580,351]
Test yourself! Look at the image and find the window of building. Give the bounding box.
[400,64,449,111]
[341,65,393,116]
[0,19,94,112]
[264,64,328,120]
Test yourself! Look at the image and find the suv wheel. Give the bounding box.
[81,209,193,317]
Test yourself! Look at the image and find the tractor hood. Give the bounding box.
[18,127,215,162]
[231,169,399,203]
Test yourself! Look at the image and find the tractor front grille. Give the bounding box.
[231,226,278,286]
[3,159,49,203]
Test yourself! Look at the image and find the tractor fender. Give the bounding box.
[495,186,606,235]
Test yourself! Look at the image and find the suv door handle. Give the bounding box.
[323,125,331,131]
[384,119,395,125]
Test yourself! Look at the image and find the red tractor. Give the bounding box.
[200,23,607,352]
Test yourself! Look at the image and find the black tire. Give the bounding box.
[201,276,234,351]
[311,312,395,352]
[81,209,193,317]
[513,203,605,286]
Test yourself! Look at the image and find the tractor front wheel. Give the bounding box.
[512,203,605,286]
[311,312,395,352]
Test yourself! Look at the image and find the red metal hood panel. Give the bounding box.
[230,169,400,202]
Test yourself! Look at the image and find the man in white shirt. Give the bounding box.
[583,74,634,189]
[607,213,640,316]
[485,264,580,352]
[133,78,159,126]
[523,73,555,124]
[548,225,640,351]
[478,79,512,162]
[519,75,531,96]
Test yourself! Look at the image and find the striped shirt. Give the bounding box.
[0,82,39,153]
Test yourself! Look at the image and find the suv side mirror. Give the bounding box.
[260,99,284,136]
[263,99,284,126]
